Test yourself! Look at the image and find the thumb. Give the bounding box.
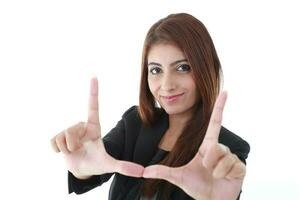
[143,165,181,185]
[115,160,145,177]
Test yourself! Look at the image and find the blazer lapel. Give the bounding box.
[133,111,169,166]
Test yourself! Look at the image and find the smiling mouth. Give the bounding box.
[161,93,184,99]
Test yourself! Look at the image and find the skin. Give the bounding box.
[51,44,246,200]
[50,78,144,179]
[147,43,200,149]
[144,43,247,200]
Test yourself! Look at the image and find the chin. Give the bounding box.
[162,106,186,115]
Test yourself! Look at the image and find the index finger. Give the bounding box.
[87,77,100,125]
[203,91,227,143]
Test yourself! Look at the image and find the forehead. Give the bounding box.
[147,43,186,62]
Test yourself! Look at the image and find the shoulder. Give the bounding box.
[120,106,144,131]
[219,126,250,163]
[121,105,166,127]
[122,105,138,117]
[121,105,140,121]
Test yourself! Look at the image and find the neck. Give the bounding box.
[158,111,192,151]
[168,110,193,135]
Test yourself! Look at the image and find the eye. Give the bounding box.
[149,67,162,75]
[177,64,191,72]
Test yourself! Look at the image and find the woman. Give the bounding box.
[51,13,250,200]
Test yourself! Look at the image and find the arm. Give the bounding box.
[229,139,251,200]
[68,106,136,194]
[68,118,124,194]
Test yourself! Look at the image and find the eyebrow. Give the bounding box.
[147,59,188,67]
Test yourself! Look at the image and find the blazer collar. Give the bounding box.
[133,110,169,166]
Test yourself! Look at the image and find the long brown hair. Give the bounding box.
[138,13,223,199]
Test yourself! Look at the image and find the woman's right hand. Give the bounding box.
[50,77,144,179]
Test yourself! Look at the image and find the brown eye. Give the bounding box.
[177,64,191,72]
[150,67,162,75]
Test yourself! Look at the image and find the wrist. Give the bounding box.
[75,174,92,180]
[72,172,92,180]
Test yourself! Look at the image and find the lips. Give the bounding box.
[161,93,184,99]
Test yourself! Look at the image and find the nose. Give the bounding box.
[160,73,176,91]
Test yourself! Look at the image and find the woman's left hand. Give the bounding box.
[143,92,246,200]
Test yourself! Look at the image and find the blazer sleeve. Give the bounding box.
[219,127,250,200]
[68,106,136,194]
[233,139,250,200]
[230,139,250,165]
[219,127,250,164]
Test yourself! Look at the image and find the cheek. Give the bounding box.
[148,78,159,96]
[186,79,198,98]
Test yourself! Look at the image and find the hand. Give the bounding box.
[143,92,246,200]
[51,77,144,179]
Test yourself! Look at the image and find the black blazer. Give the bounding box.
[68,106,250,199]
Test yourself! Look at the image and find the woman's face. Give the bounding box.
[147,43,199,116]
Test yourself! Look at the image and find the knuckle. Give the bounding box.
[55,134,61,144]
[211,118,221,125]
[232,154,239,161]
[51,136,56,144]
[50,137,59,152]
[227,154,236,165]
[225,146,231,154]
[236,162,246,177]
[78,121,86,126]
[242,164,247,175]
[219,144,230,154]
[55,137,62,150]
[65,129,70,137]
[56,134,67,151]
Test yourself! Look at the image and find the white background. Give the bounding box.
[0,0,299,199]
